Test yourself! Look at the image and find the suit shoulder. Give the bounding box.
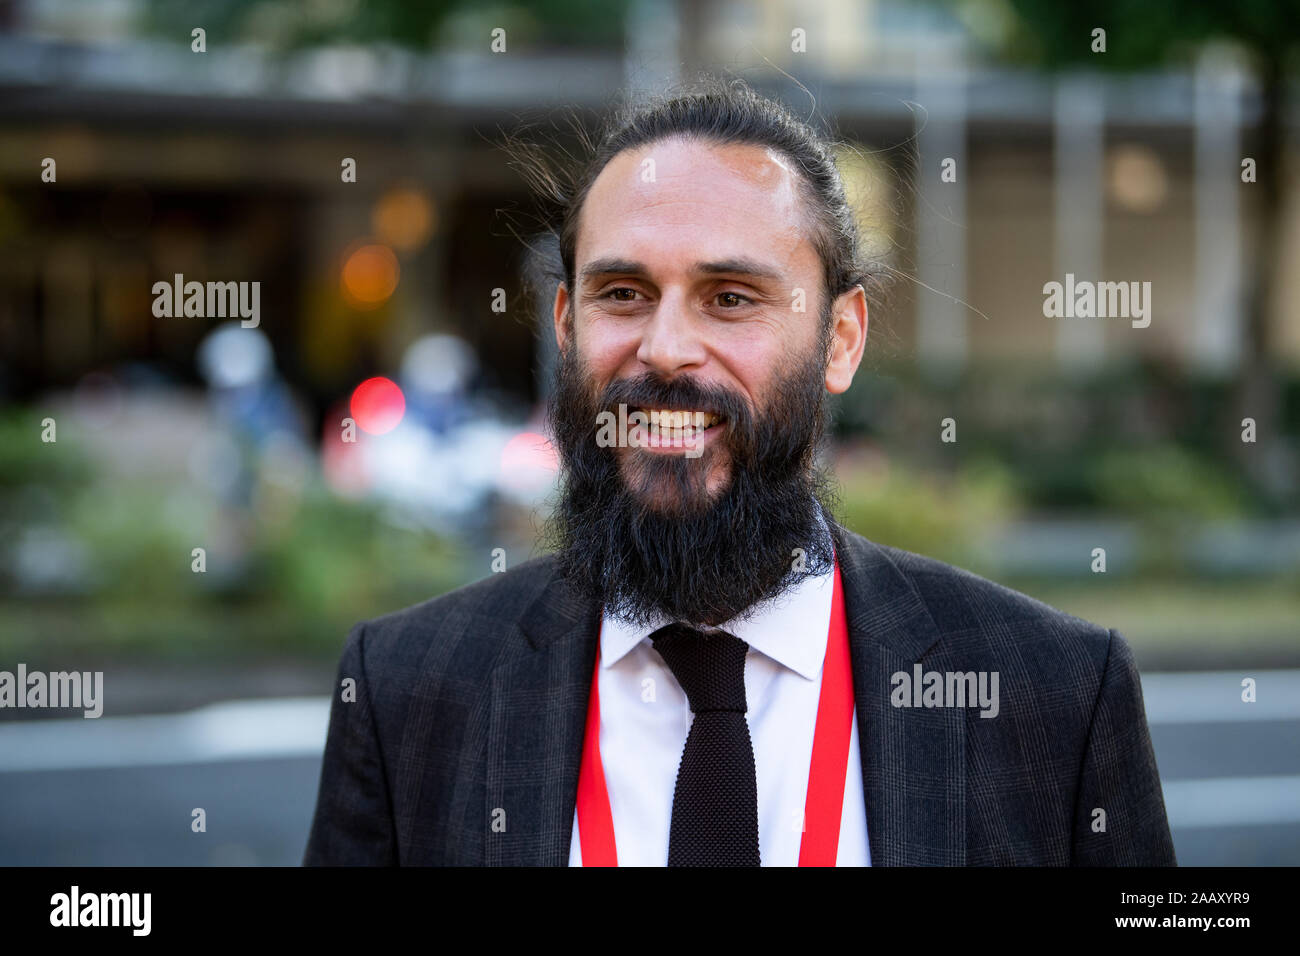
[350,552,560,671]
[857,532,1113,657]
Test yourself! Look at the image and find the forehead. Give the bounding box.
[575,137,816,277]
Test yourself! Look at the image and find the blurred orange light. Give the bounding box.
[350,376,406,435]
[372,187,436,252]
[1108,144,1168,214]
[341,243,399,309]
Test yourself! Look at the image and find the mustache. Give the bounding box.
[594,373,759,459]
[599,374,738,420]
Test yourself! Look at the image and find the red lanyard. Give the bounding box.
[575,555,854,866]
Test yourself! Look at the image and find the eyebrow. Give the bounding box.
[578,256,783,284]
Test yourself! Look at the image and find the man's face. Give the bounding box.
[546,136,866,625]
[554,137,835,511]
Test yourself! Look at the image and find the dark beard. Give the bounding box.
[544,327,837,628]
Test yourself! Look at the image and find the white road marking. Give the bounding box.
[1162,775,1300,829]
[2,670,1299,837]
[0,697,329,772]
[1140,669,1300,724]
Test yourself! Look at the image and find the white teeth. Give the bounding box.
[637,408,719,429]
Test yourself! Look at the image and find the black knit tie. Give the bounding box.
[650,623,760,867]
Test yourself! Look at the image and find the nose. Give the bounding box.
[635,290,707,377]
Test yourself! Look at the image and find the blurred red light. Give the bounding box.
[350,376,405,435]
[500,431,559,479]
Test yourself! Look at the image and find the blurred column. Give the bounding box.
[1053,73,1105,370]
[821,0,868,76]
[914,36,968,381]
[1192,48,1245,374]
[626,0,681,96]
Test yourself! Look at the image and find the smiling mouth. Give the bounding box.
[633,407,725,445]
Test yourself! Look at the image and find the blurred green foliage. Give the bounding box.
[835,454,1018,566]
[0,410,93,496]
[141,0,630,51]
[837,362,1288,516]
[955,0,1300,70]
[1089,445,1247,520]
[0,406,472,664]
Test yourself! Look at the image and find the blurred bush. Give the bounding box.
[834,449,1019,566]
[837,361,1288,516]
[1088,445,1248,520]
[0,406,472,664]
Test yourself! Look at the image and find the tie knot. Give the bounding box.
[649,624,748,714]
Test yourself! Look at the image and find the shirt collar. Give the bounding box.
[599,516,836,681]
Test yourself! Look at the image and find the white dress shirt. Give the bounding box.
[568,559,871,866]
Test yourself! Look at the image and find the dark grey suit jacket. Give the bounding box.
[303,523,1176,865]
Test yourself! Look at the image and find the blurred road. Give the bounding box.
[0,672,1296,866]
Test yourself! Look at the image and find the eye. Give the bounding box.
[716,291,752,308]
[604,287,640,302]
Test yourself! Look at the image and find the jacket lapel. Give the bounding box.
[483,566,600,865]
[834,525,967,865]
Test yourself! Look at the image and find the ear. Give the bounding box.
[552,282,571,353]
[825,284,868,394]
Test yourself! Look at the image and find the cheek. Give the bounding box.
[577,319,641,380]
[711,327,793,400]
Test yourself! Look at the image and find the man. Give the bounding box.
[303,79,1176,866]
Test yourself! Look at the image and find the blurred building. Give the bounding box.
[2,0,1298,426]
